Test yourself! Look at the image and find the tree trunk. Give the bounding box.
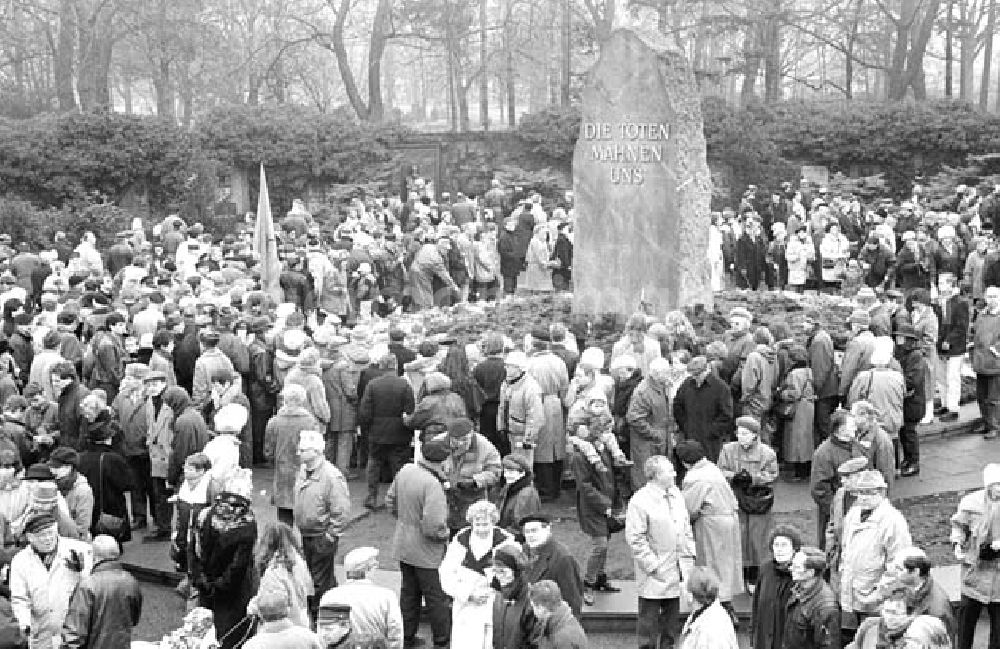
[55,0,76,111]
[959,2,975,101]
[740,23,762,105]
[366,0,391,122]
[505,0,515,126]
[981,0,995,110]
[247,72,260,105]
[561,0,571,106]
[329,0,369,120]
[155,58,173,119]
[945,0,954,97]
[762,2,781,104]
[480,0,489,129]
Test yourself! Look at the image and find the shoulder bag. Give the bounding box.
[94,453,126,539]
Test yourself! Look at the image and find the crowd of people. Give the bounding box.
[0,175,995,648]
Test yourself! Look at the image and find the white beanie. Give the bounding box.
[299,430,325,453]
[214,403,249,433]
[984,463,1000,487]
[580,347,605,371]
[870,337,894,367]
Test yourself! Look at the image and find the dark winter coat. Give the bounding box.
[497,474,542,539]
[167,397,211,487]
[408,389,468,440]
[899,346,927,424]
[568,447,614,538]
[498,231,521,278]
[781,578,840,649]
[247,340,279,412]
[56,381,90,450]
[78,443,135,541]
[935,295,970,358]
[388,342,416,377]
[61,559,142,649]
[673,373,735,451]
[752,559,795,649]
[174,324,201,393]
[195,506,257,646]
[491,578,538,649]
[358,374,416,445]
[523,538,584,618]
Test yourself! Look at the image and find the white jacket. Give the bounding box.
[10,536,93,648]
[679,600,738,649]
[625,482,695,600]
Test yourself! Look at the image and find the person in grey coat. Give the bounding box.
[386,437,452,648]
[61,535,142,648]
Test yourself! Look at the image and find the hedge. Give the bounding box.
[516,99,1000,200]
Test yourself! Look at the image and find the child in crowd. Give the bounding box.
[565,390,632,472]
[170,452,213,600]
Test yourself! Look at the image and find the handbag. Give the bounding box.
[735,484,775,515]
[94,454,126,538]
[606,509,626,534]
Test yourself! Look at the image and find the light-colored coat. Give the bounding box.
[847,367,905,437]
[526,352,569,463]
[625,482,695,600]
[780,367,815,463]
[679,600,739,649]
[627,377,672,490]
[682,459,743,601]
[951,488,1000,603]
[145,399,174,479]
[497,374,545,446]
[785,236,815,286]
[11,536,93,649]
[839,497,912,613]
[265,406,319,509]
[292,460,351,539]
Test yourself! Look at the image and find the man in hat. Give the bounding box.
[243,585,322,649]
[437,417,501,535]
[10,512,93,647]
[498,350,544,468]
[974,286,1000,440]
[293,429,350,615]
[525,330,569,502]
[837,469,911,638]
[839,310,876,403]
[191,329,236,411]
[784,546,840,649]
[316,601,354,649]
[673,355,734,475]
[61,535,141,648]
[520,513,584,618]
[803,310,839,443]
[320,546,403,647]
[935,272,969,423]
[625,455,693,649]
[48,447,93,542]
[386,437,452,648]
[896,323,926,476]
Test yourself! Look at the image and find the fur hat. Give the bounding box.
[735,416,760,435]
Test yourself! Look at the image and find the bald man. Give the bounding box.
[62,535,142,648]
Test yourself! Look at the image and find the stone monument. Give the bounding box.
[571,24,713,317]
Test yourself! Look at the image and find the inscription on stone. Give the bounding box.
[581,120,671,185]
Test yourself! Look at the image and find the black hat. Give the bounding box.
[23,463,54,481]
[530,326,551,342]
[23,512,57,535]
[518,513,552,528]
[47,447,79,468]
[421,438,450,463]
[675,440,707,465]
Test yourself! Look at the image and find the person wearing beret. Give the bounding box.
[676,440,744,610]
[9,512,93,647]
[496,454,541,540]
[718,415,778,590]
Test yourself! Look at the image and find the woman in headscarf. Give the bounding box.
[439,344,486,422]
[750,525,802,649]
[247,521,314,628]
[403,371,467,442]
[777,344,815,481]
[521,224,553,293]
[193,469,257,649]
[490,545,538,649]
[439,500,516,646]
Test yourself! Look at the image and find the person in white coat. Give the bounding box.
[679,566,738,649]
[625,455,695,649]
[10,512,93,648]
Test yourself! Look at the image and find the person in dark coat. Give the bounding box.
[473,333,507,456]
[357,354,415,510]
[164,387,211,488]
[520,514,584,618]
[388,328,416,377]
[529,580,589,648]
[193,473,257,649]
[896,324,926,477]
[78,416,134,543]
[751,525,802,649]
[496,454,541,540]
[568,423,618,606]
[550,222,573,291]
[246,318,279,465]
[673,356,735,468]
[173,319,201,395]
[439,345,484,421]
[61,535,142,648]
[734,217,767,290]
[491,545,538,649]
[498,220,521,295]
[50,362,90,451]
